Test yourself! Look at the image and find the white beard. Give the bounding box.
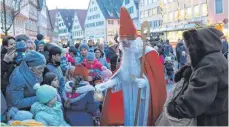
[120,40,141,82]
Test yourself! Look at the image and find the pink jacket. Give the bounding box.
[159,55,165,65]
[82,59,103,71]
[66,53,75,64]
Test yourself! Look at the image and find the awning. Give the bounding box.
[159,27,167,32]
[184,24,197,29]
[166,26,175,31]
[174,25,185,31]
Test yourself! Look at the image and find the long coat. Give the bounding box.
[6,61,40,109]
[168,28,228,126]
[100,47,166,126]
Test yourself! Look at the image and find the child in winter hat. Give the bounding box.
[82,52,103,81]
[30,84,69,126]
[15,40,27,64]
[79,42,89,51]
[43,72,62,103]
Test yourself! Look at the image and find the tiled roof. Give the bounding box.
[134,0,139,10]
[75,10,87,30]
[49,9,58,29]
[49,9,87,32]
[58,9,76,32]
[96,0,124,19]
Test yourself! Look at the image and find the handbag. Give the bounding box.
[155,78,197,126]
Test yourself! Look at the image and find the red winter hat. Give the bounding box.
[119,7,138,40]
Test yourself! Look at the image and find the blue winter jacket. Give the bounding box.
[46,64,65,98]
[31,101,69,126]
[6,61,40,109]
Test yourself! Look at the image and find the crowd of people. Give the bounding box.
[1,33,121,126]
[1,27,228,126]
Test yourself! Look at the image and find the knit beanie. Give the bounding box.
[16,40,27,52]
[86,52,95,61]
[7,107,33,121]
[39,40,45,45]
[79,43,89,51]
[33,84,57,104]
[49,46,62,58]
[74,64,89,81]
[24,51,46,67]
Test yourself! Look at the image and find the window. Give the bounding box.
[174,11,178,21]
[144,0,147,5]
[125,0,130,5]
[163,14,168,23]
[157,7,161,14]
[94,7,97,11]
[215,0,223,14]
[169,12,173,22]
[202,3,208,16]
[149,21,153,27]
[145,10,148,17]
[194,5,200,17]
[140,11,144,18]
[92,1,94,5]
[179,9,184,20]
[153,8,157,15]
[149,9,152,16]
[186,7,192,19]
[128,7,134,14]
[149,0,152,4]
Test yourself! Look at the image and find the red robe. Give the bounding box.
[100,50,167,126]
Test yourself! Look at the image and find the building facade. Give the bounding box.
[84,0,123,43]
[37,0,49,41]
[122,0,140,30]
[72,10,87,43]
[53,9,75,44]
[0,0,29,37]
[208,0,228,39]
[139,0,162,33]
[24,0,39,40]
[158,0,208,46]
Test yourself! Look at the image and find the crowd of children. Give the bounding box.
[1,34,114,126]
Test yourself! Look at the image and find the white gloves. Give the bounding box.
[135,78,147,88]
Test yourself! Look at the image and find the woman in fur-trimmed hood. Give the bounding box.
[63,76,96,126]
[167,28,228,126]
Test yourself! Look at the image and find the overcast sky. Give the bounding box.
[46,0,90,10]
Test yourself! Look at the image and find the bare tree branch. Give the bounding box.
[1,0,28,35]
